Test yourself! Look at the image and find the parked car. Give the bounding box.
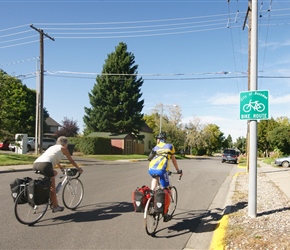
[222,149,238,164]
[274,156,290,168]
[0,140,10,150]
[27,138,56,151]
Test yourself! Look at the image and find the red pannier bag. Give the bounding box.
[132,185,150,212]
[154,188,171,215]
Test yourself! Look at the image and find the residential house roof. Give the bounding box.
[87,132,136,139]
[46,117,61,127]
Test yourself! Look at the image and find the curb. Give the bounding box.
[208,167,244,250]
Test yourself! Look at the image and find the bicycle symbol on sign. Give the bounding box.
[242,99,265,113]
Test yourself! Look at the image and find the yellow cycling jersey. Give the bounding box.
[148,141,176,171]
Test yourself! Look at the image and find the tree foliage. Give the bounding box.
[202,124,224,155]
[55,117,79,137]
[257,118,278,156]
[235,136,246,154]
[83,42,144,135]
[0,70,49,140]
[267,125,290,155]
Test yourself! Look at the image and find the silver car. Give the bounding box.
[221,149,238,164]
[274,156,290,168]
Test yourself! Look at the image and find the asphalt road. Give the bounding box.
[0,157,235,250]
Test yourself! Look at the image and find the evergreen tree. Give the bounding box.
[84,42,144,134]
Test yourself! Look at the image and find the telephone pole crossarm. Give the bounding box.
[30,24,55,41]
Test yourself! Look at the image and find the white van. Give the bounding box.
[27,138,56,151]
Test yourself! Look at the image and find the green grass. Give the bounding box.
[262,157,275,165]
[82,154,186,161]
[0,152,188,166]
[84,154,148,161]
[0,153,38,166]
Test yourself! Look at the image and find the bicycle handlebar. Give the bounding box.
[61,167,82,179]
[168,170,183,181]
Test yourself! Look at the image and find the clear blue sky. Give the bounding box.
[1,0,290,141]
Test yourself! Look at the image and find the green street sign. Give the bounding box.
[240,90,269,120]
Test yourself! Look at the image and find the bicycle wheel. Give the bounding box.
[257,103,265,112]
[243,104,251,112]
[14,188,48,225]
[168,186,178,217]
[144,197,160,236]
[62,178,84,210]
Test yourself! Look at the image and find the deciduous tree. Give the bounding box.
[55,117,79,137]
[0,70,48,139]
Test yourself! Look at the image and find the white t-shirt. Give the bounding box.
[34,145,64,167]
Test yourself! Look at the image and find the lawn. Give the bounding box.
[0,153,38,166]
[0,151,189,166]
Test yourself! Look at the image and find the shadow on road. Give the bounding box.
[151,201,248,238]
[54,201,133,222]
[30,201,133,226]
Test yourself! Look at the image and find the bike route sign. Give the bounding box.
[240,90,269,120]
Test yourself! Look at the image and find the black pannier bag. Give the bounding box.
[154,188,170,214]
[132,185,150,212]
[27,178,51,205]
[10,177,32,204]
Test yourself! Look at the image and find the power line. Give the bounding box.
[1,6,290,48]
[0,57,38,67]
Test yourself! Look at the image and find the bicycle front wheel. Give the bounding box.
[62,178,84,210]
[168,186,178,217]
[14,188,48,225]
[144,197,160,236]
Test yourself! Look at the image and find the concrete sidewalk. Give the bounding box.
[258,160,290,199]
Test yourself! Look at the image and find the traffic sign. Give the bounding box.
[240,90,269,120]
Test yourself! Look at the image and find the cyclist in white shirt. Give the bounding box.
[33,136,83,213]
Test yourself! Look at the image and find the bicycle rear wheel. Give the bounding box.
[168,186,178,217]
[62,178,84,210]
[14,188,48,225]
[144,197,160,236]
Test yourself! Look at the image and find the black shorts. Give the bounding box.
[33,162,54,177]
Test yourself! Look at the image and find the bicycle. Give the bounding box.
[14,167,84,225]
[144,171,182,236]
[242,99,265,113]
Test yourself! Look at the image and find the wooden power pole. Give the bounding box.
[30,25,54,154]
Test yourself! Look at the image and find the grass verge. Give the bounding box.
[0,152,189,167]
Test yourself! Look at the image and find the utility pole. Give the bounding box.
[30,25,54,154]
[246,0,258,218]
[248,0,258,218]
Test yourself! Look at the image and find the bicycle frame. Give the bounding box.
[14,167,83,225]
[56,168,82,194]
[143,171,181,236]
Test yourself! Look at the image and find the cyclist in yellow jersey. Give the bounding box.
[148,132,182,222]
[148,132,182,191]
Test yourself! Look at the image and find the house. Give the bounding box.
[88,132,138,154]
[45,117,61,136]
[139,123,154,154]
[88,124,154,155]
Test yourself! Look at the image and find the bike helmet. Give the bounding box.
[156,132,167,140]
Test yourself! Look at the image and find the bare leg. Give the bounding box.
[150,178,158,190]
[50,170,58,208]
